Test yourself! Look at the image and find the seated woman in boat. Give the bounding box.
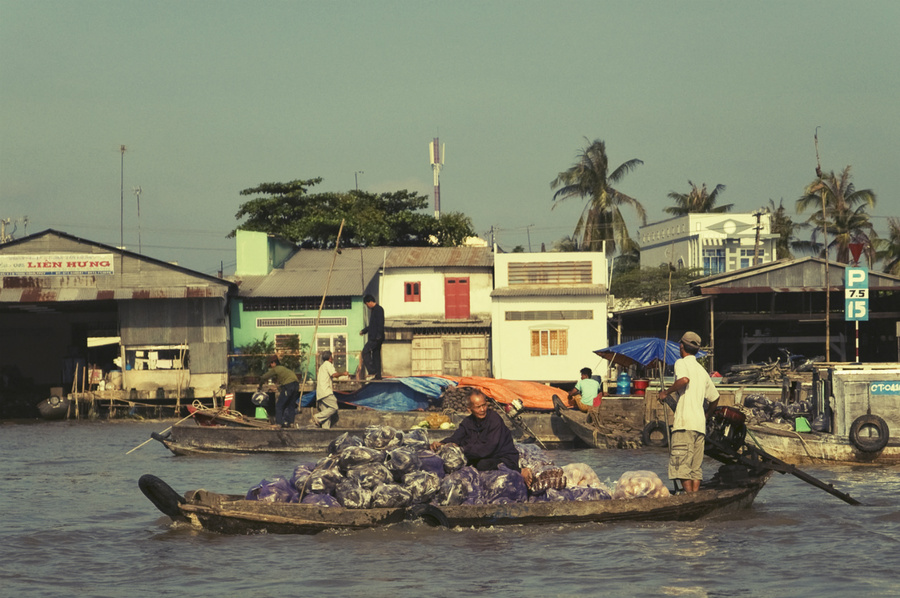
[431,390,532,485]
[568,367,603,413]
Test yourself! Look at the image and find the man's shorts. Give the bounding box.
[668,429,705,481]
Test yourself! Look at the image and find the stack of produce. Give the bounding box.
[245,425,668,508]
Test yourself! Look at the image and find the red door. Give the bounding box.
[444,277,470,319]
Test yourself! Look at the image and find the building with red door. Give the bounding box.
[380,245,494,377]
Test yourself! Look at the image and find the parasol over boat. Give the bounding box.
[594,338,706,369]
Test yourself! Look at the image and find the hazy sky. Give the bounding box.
[2,1,898,275]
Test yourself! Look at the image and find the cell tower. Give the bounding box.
[429,137,445,218]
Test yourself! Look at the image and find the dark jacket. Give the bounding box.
[361,304,385,340]
[444,410,520,471]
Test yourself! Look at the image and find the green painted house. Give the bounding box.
[230,230,383,377]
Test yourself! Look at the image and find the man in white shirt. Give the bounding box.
[657,331,719,492]
[313,350,347,428]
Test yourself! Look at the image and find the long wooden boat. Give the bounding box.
[150,407,574,455]
[139,469,773,535]
[153,420,457,455]
[551,395,643,449]
[746,424,900,465]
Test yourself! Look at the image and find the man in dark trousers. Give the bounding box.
[359,294,384,380]
[260,356,300,428]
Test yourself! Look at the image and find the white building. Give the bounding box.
[491,252,609,383]
[380,246,494,377]
[639,213,777,275]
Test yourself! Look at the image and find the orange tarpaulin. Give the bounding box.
[453,376,565,411]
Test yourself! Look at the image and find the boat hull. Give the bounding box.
[747,424,900,465]
[171,472,772,535]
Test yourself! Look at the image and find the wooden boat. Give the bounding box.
[551,395,642,449]
[745,423,900,465]
[139,467,773,535]
[152,419,457,455]
[150,407,574,455]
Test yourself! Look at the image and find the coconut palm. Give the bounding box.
[767,198,809,260]
[664,181,731,216]
[796,166,877,264]
[551,138,646,254]
[873,217,900,276]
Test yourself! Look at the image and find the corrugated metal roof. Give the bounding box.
[385,246,493,269]
[491,284,607,297]
[693,257,900,292]
[237,247,384,298]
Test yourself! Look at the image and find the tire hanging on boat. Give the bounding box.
[139,474,188,522]
[642,421,669,447]
[406,503,449,527]
[848,414,890,453]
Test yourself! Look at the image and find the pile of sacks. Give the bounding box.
[245,425,669,508]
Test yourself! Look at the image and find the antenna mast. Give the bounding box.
[429,138,445,218]
[133,186,143,254]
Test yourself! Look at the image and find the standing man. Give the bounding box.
[314,350,348,428]
[360,294,385,380]
[568,367,603,413]
[657,332,719,492]
[260,356,300,428]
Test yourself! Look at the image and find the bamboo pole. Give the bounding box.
[299,220,345,394]
[125,412,195,455]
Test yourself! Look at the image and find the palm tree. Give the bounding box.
[796,166,877,264]
[873,217,900,275]
[664,181,731,216]
[550,138,646,254]
[767,198,809,260]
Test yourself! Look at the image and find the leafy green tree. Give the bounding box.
[873,217,900,275]
[797,166,877,264]
[665,181,731,216]
[610,265,702,304]
[231,179,476,248]
[551,138,646,254]
[767,198,809,260]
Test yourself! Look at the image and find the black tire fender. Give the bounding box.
[407,503,449,527]
[139,474,188,522]
[642,421,669,447]
[849,414,890,453]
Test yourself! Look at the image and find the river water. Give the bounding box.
[1,419,898,598]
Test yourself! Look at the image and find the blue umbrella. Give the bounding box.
[594,338,706,369]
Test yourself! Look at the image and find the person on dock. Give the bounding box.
[314,350,348,428]
[261,356,300,428]
[431,390,532,485]
[568,367,603,414]
[657,331,720,493]
[359,294,385,380]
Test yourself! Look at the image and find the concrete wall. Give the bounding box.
[380,268,492,319]
[831,367,900,438]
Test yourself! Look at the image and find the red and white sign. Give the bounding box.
[0,253,116,276]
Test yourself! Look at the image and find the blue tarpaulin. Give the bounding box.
[301,376,457,411]
[595,338,706,368]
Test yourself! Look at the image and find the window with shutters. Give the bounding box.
[530,329,568,356]
[404,281,421,302]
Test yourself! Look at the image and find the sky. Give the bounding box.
[2,1,898,276]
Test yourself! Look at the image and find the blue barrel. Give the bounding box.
[616,372,632,395]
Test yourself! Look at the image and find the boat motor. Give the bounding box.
[505,398,525,419]
[706,405,747,450]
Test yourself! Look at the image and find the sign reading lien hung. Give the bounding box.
[0,254,116,276]
[844,267,868,322]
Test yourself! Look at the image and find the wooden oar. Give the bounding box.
[126,412,195,455]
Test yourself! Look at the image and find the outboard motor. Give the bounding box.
[706,405,747,450]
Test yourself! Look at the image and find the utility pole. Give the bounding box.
[133,187,143,254]
[120,145,126,250]
[815,127,830,362]
[752,209,763,265]
[525,224,533,253]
